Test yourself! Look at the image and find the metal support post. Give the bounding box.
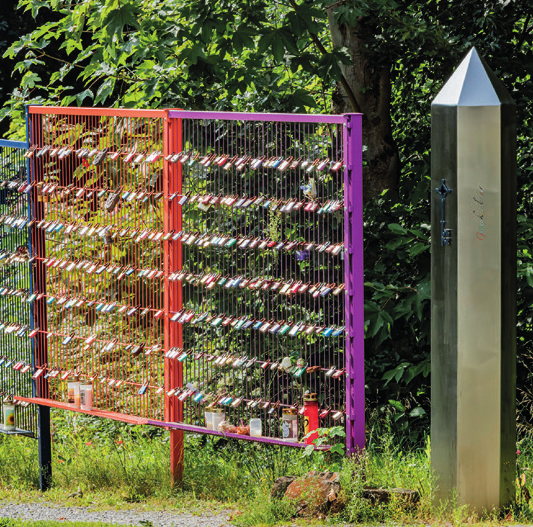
[343,113,365,453]
[164,112,184,485]
[26,106,52,491]
[431,48,517,510]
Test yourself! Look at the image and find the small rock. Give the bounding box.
[327,488,337,502]
[67,486,83,499]
[284,471,342,517]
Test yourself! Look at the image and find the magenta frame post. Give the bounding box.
[343,114,365,454]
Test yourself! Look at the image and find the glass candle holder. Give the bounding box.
[2,400,15,431]
[212,409,225,431]
[204,411,214,430]
[67,375,81,408]
[249,418,262,437]
[282,408,298,442]
[80,380,93,411]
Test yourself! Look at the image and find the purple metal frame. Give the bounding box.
[166,110,365,452]
[343,114,364,454]
[149,418,310,448]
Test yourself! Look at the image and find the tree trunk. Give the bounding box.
[328,10,400,203]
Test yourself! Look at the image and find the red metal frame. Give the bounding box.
[164,113,184,483]
[29,112,50,403]
[29,107,165,118]
[27,106,167,415]
[27,105,186,483]
[15,396,148,425]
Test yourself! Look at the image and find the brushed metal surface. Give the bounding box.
[499,101,517,507]
[456,105,502,510]
[431,104,458,500]
[431,48,516,511]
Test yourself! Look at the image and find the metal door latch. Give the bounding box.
[436,179,452,246]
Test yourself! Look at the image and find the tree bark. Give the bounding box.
[328,10,400,203]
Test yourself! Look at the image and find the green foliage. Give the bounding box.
[237,429,431,526]
[232,495,299,527]
[0,0,34,135]
[1,0,343,120]
[356,0,533,445]
[0,409,311,502]
[184,434,312,501]
[0,433,39,489]
[11,414,533,524]
[362,189,432,446]
[338,437,432,524]
[302,426,346,472]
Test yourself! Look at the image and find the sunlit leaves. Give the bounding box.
[102,2,140,40]
[20,71,40,89]
[5,0,346,116]
[75,88,93,105]
[94,78,114,105]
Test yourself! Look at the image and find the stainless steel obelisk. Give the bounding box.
[431,48,516,511]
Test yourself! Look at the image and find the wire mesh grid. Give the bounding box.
[0,140,38,436]
[27,108,167,421]
[166,113,347,441]
[21,107,361,448]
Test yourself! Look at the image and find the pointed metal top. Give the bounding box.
[432,48,514,107]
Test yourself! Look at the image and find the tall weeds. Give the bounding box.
[0,409,309,503]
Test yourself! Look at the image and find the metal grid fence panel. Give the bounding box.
[17,107,363,451]
[26,108,168,421]
[163,112,349,442]
[0,139,38,436]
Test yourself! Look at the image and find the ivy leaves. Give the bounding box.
[365,275,430,348]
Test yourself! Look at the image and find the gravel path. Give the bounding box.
[0,502,233,526]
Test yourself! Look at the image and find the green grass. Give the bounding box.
[3,410,533,526]
[0,408,313,511]
[232,431,433,526]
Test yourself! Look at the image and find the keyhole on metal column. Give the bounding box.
[436,179,452,246]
